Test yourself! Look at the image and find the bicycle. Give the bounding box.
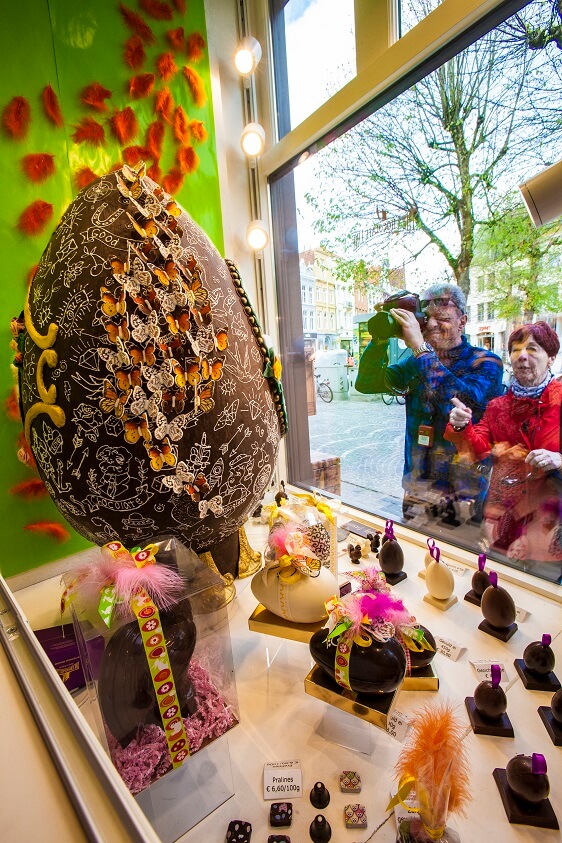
[381,391,406,406]
[315,373,333,403]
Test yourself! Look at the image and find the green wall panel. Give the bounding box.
[0,0,224,578]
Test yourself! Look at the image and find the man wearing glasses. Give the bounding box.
[356,283,503,522]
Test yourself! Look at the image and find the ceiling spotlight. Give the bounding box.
[234,36,262,77]
[246,219,269,252]
[241,122,266,158]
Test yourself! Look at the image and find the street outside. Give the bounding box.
[308,394,406,517]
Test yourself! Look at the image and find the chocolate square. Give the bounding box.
[344,804,367,828]
[270,802,292,827]
[340,771,361,792]
[226,820,252,842]
[268,836,290,843]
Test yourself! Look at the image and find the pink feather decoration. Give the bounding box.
[360,592,412,628]
[267,522,295,557]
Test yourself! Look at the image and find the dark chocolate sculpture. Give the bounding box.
[17,163,286,576]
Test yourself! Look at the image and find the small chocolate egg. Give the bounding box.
[523,636,555,676]
[481,576,516,629]
[551,688,562,724]
[471,569,490,597]
[379,538,404,574]
[474,679,507,719]
[506,754,550,804]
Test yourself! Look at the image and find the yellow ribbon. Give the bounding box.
[386,775,418,812]
[291,491,335,523]
[422,823,446,840]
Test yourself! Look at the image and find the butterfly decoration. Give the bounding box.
[127,212,159,241]
[104,315,130,344]
[159,285,188,315]
[185,358,201,387]
[215,328,228,352]
[161,461,195,494]
[100,286,126,318]
[193,303,212,326]
[145,364,175,393]
[122,414,151,444]
[129,386,159,419]
[166,200,181,218]
[132,284,160,315]
[115,366,142,393]
[99,379,128,418]
[154,411,183,441]
[120,162,145,198]
[109,254,130,281]
[150,263,171,288]
[159,337,183,359]
[97,344,131,372]
[198,495,224,519]
[194,380,215,414]
[200,358,223,382]
[161,388,186,414]
[144,438,176,471]
[187,471,210,502]
[166,216,184,238]
[129,343,156,367]
[166,306,191,334]
[131,310,160,343]
[171,360,186,388]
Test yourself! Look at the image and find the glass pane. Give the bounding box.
[273,0,562,585]
[283,0,356,130]
[399,0,442,36]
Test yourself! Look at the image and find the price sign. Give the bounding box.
[386,709,411,743]
[515,605,529,623]
[263,760,302,801]
[443,560,467,576]
[434,635,465,661]
[469,659,509,685]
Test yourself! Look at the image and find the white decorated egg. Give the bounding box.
[251,566,338,623]
[425,559,454,600]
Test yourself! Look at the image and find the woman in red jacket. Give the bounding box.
[445,322,562,580]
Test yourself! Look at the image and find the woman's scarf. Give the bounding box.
[511,369,554,400]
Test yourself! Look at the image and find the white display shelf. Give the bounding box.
[5,513,562,843]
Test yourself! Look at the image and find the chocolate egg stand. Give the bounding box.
[16,164,286,812]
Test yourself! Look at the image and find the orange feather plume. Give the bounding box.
[183,66,207,108]
[122,145,149,166]
[189,119,208,143]
[177,145,199,174]
[81,82,112,111]
[11,478,48,500]
[17,432,36,468]
[109,106,138,144]
[124,35,146,70]
[186,33,206,63]
[147,161,163,183]
[146,121,165,160]
[72,117,105,146]
[24,521,70,543]
[20,153,56,183]
[74,167,98,190]
[2,96,31,140]
[163,167,184,194]
[173,105,190,144]
[166,26,185,51]
[26,264,39,287]
[5,387,20,421]
[155,87,174,122]
[395,702,471,820]
[172,0,186,13]
[140,0,173,19]
[42,84,64,127]
[119,4,155,44]
[129,73,156,99]
[17,200,53,236]
[156,51,178,81]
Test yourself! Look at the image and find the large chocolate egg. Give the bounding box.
[481,581,516,629]
[309,630,406,694]
[409,625,436,671]
[474,679,507,719]
[379,539,404,575]
[551,688,562,724]
[251,566,338,623]
[523,637,555,676]
[18,164,285,563]
[98,597,197,747]
[506,754,550,804]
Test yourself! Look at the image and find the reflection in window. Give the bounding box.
[271,0,562,584]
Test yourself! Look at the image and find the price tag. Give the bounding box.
[386,709,411,743]
[263,760,302,801]
[434,635,465,661]
[442,560,467,576]
[515,605,529,623]
[469,659,509,685]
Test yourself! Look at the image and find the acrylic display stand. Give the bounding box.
[304,664,397,732]
[315,702,375,755]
